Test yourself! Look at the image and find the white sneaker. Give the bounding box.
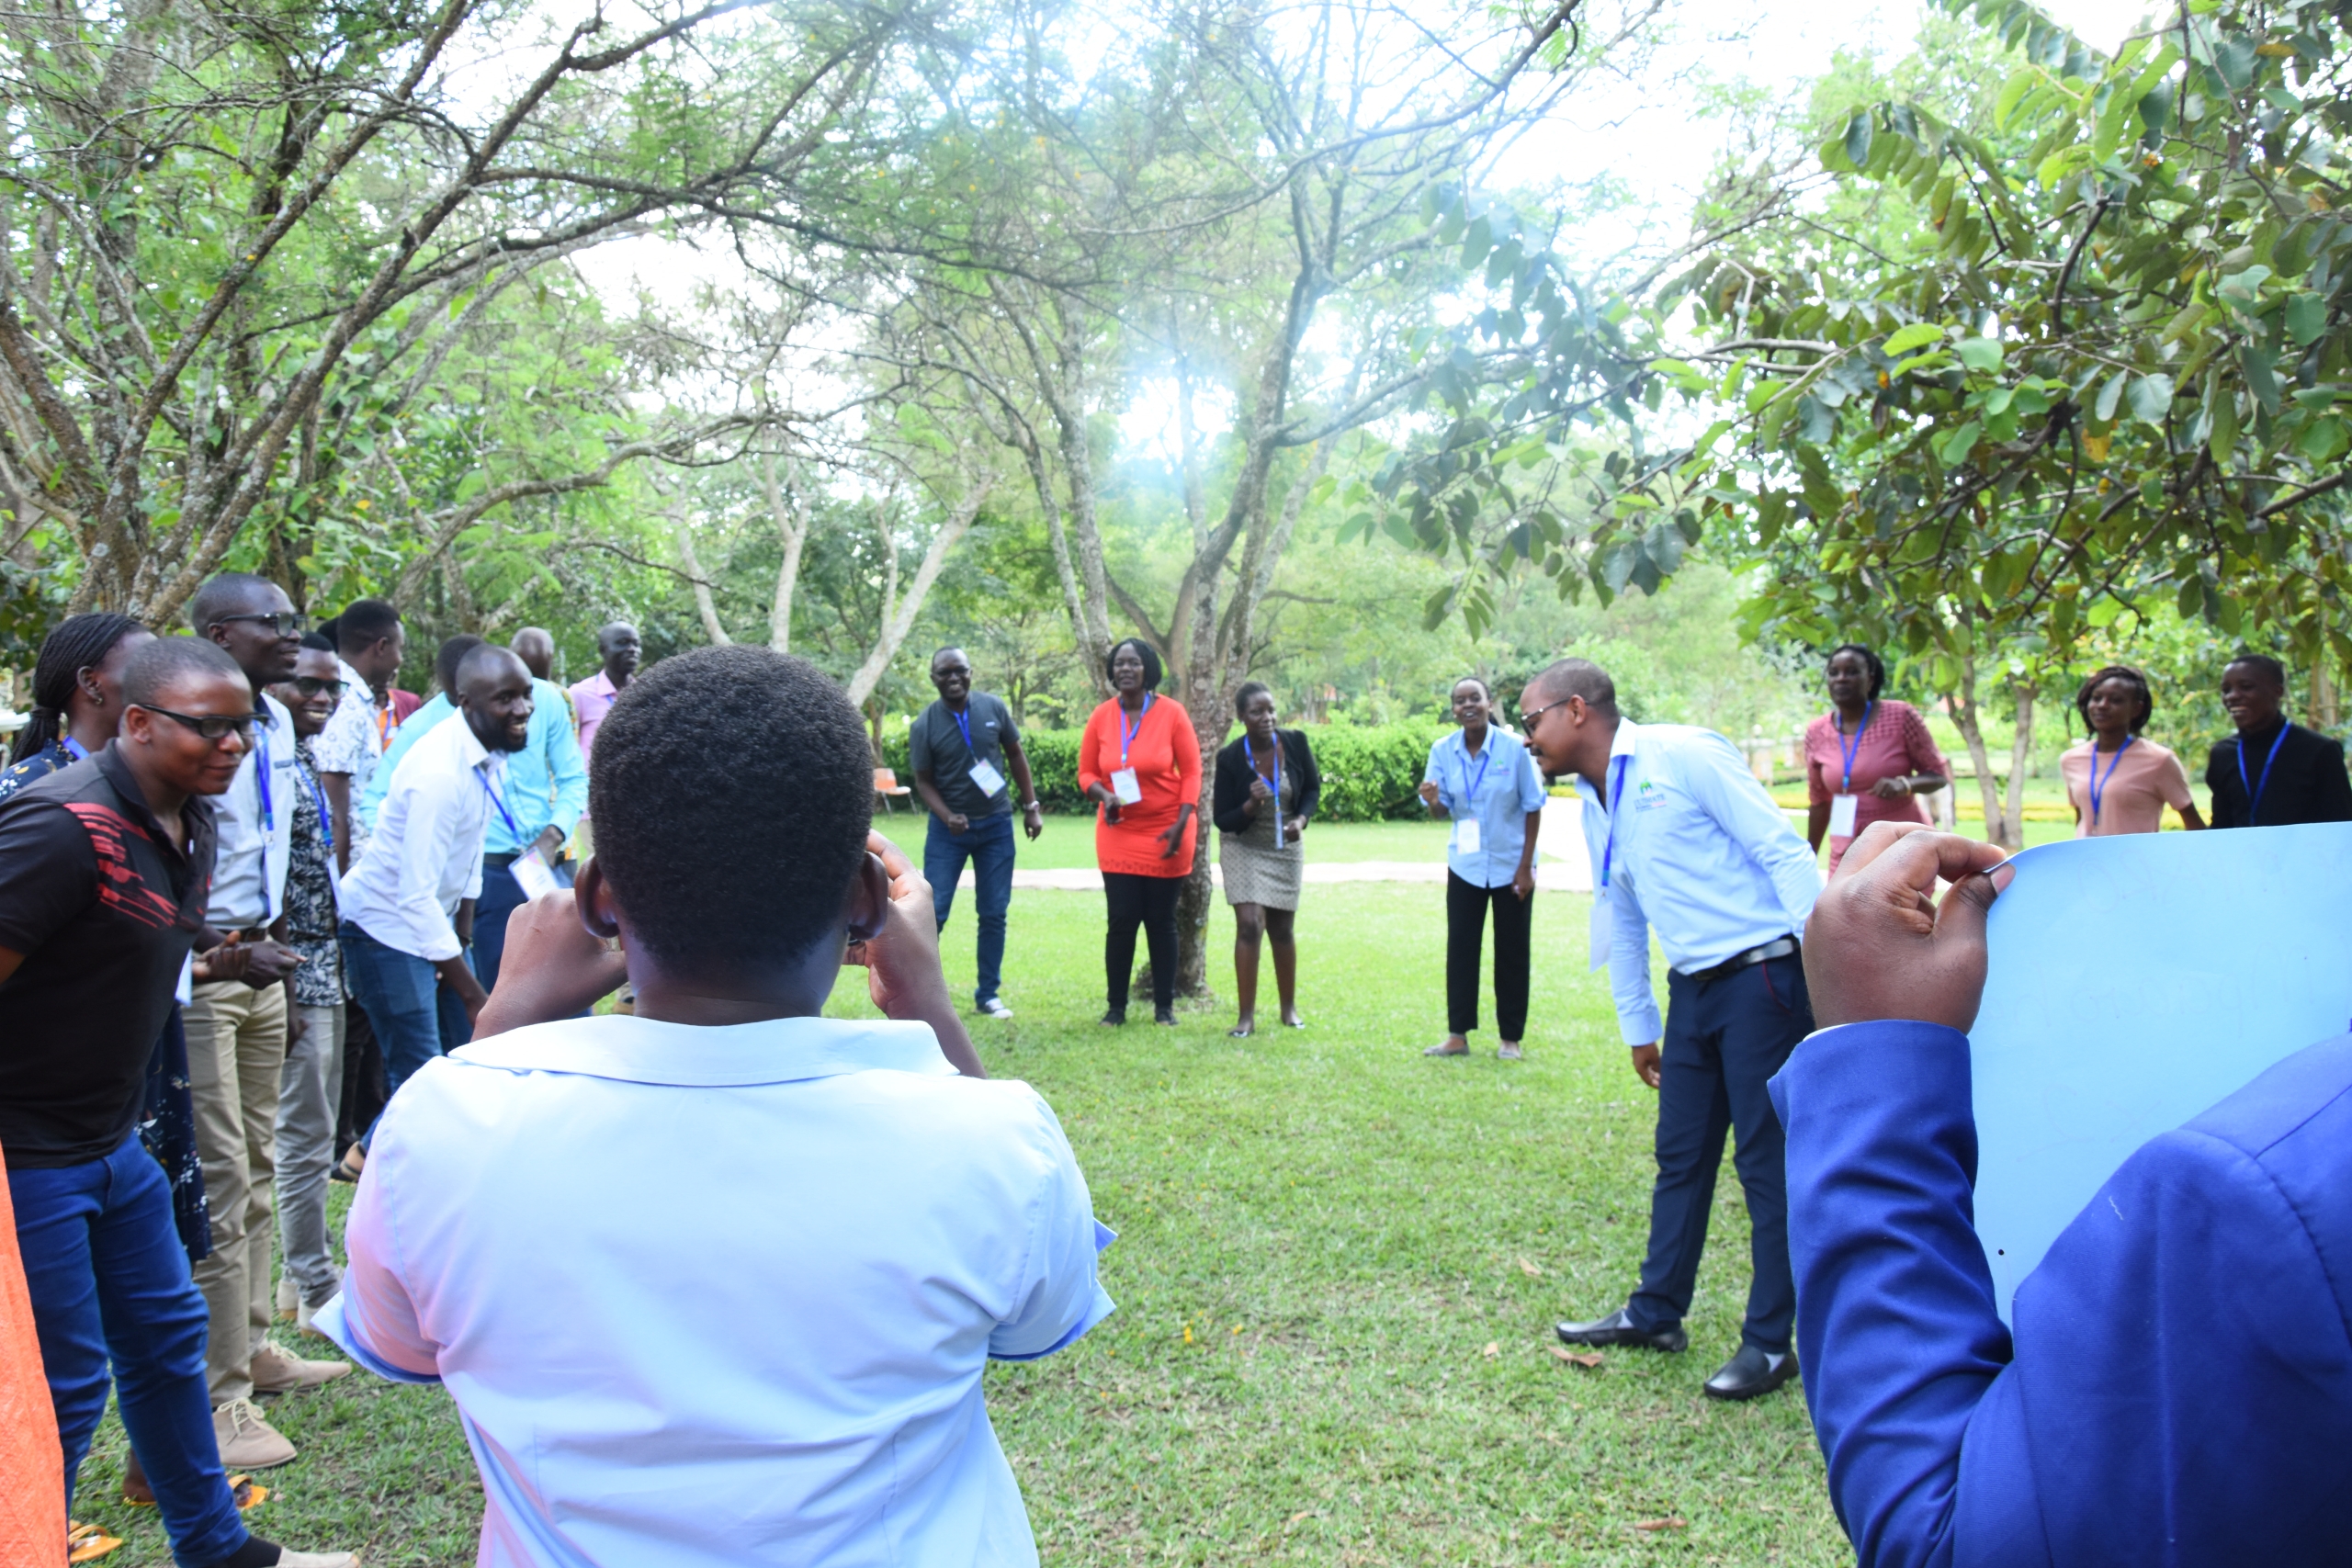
[274,1549,363,1566]
[978,997,1014,1019]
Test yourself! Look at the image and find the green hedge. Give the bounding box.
[879,718,1452,822]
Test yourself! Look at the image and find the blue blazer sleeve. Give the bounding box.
[1772,1021,2352,1568]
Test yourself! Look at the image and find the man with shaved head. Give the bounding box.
[1523,657,1825,1404]
[465,628,586,992]
[568,621,639,768]
[338,643,536,1171]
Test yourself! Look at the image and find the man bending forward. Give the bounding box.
[321,645,1114,1566]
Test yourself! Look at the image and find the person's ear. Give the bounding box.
[574,857,622,942]
[120,704,152,747]
[843,851,891,944]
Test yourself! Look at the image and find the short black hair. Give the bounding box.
[1450,674,1492,702]
[124,636,246,708]
[2225,651,2287,690]
[187,571,281,633]
[336,598,401,652]
[435,634,485,694]
[2075,664,2154,734]
[590,646,873,976]
[1531,657,1618,717]
[1107,637,1163,691]
[1826,643,1887,700]
[1233,680,1273,718]
[931,646,968,665]
[300,631,336,654]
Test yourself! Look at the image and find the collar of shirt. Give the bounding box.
[456,1013,956,1088]
[95,741,214,877]
[204,689,297,929]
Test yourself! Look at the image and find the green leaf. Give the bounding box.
[1995,66,2038,129]
[1936,421,1982,466]
[2240,344,2281,414]
[1843,112,1874,171]
[2208,392,2240,467]
[2096,370,2130,423]
[2212,31,2256,90]
[2286,293,2329,345]
[2126,373,2175,426]
[2138,80,2175,138]
[1882,322,1944,355]
[1955,338,2004,373]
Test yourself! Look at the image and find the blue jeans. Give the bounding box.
[341,920,473,1151]
[12,1135,249,1565]
[473,853,576,994]
[924,811,1015,1005]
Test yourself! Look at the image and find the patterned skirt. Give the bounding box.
[1219,766,1304,910]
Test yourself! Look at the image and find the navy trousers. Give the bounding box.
[341,920,474,1151]
[472,852,577,995]
[923,812,1016,1005]
[1626,953,1812,1354]
[12,1134,250,1565]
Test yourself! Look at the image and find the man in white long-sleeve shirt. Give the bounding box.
[338,645,535,1162]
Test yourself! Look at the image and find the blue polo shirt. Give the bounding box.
[1423,726,1546,888]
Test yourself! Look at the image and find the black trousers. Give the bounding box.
[1626,953,1812,1353]
[1103,871,1181,1015]
[1445,870,1532,1039]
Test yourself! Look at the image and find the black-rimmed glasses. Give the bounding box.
[137,705,265,742]
[1518,694,1573,732]
[209,612,311,637]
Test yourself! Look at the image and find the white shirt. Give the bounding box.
[338,713,496,961]
[313,656,394,858]
[318,1013,1115,1568]
[1576,719,1823,1043]
[204,690,298,930]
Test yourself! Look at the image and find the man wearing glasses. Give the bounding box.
[1525,658,1824,1404]
[187,573,349,1471]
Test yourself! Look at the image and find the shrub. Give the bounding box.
[878,716,1452,822]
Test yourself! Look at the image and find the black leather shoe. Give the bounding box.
[1703,1344,1798,1402]
[1554,1307,1687,1354]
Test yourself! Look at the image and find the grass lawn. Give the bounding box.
[72,876,1850,1566]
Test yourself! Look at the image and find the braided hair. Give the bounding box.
[11,613,145,765]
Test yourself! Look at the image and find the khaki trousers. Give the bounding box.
[184,979,288,1404]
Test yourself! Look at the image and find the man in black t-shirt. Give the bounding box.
[0,636,356,1568]
[909,648,1042,1019]
[2204,653,2352,829]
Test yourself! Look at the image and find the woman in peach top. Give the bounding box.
[1079,638,1200,1025]
[2061,665,2205,836]
[1804,644,1951,874]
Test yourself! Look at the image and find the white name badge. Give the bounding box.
[1454,817,1482,854]
[1111,768,1144,806]
[1589,889,1611,971]
[1828,793,1860,838]
[966,757,1007,797]
[511,852,561,902]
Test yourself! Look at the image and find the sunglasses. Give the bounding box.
[137,705,266,742]
[283,676,347,700]
[209,611,311,637]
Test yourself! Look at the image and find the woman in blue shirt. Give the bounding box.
[1419,677,1546,1059]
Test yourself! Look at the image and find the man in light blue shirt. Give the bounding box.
[1418,677,1546,1058]
[470,629,587,991]
[1522,658,1822,1403]
[356,633,481,833]
[321,645,1113,1567]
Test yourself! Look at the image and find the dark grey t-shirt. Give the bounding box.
[909,693,1020,818]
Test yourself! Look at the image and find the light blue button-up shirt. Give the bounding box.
[319,1012,1115,1567]
[358,692,449,832]
[357,680,583,853]
[1575,719,1823,1044]
[1423,725,1548,887]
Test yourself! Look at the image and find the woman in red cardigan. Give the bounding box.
[1079,638,1200,1025]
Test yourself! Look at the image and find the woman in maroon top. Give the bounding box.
[1804,644,1951,874]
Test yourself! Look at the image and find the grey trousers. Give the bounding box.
[275,1003,346,1309]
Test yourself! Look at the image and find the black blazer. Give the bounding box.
[2205,722,2352,828]
[1213,729,1320,834]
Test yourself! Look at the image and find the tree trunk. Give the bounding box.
[842,479,990,707]
[763,452,807,653]
[2003,682,2036,853]
[1951,654,2012,849]
[673,503,732,647]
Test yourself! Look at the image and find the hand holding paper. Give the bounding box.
[1802,822,2010,1034]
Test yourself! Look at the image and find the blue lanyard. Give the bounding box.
[254,718,275,831]
[1244,731,1283,846]
[954,705,977,754]
[62,736,89,761]
[2085,736,2133,826]
[1835,701,1872,792]
[477,768,523,845]
[1600,755,1631,890]
[302,759,334,856]
[1120,694,1153,765]
[2238,724,2290,825]
[1454,735,1493,807]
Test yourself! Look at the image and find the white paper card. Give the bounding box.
[1111,767,1144,805]
[511,852,561,902]
[1828,793,1860,838]
[1588,890,1611,971]
[1455,817,1482,854]
[966,757,1007,797]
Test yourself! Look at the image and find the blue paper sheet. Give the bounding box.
[1970,822,2352,1320]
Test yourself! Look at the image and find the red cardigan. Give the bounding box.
[1078,694,1200,877]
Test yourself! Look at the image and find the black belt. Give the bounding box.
[1682,935,1799,987]
[484,851,517,868]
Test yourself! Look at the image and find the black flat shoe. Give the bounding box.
[1227,1022,1254,1038]
[1703,1344,1798,1402]
[1153,1009,1178,1026]
[1555,1307,1688,1354]
[1100,1010,1127,1026]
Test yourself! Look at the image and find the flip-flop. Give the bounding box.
[125,1473,266,1510]
[69,1522,122,1562]
[1227,1023,1254,1038]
